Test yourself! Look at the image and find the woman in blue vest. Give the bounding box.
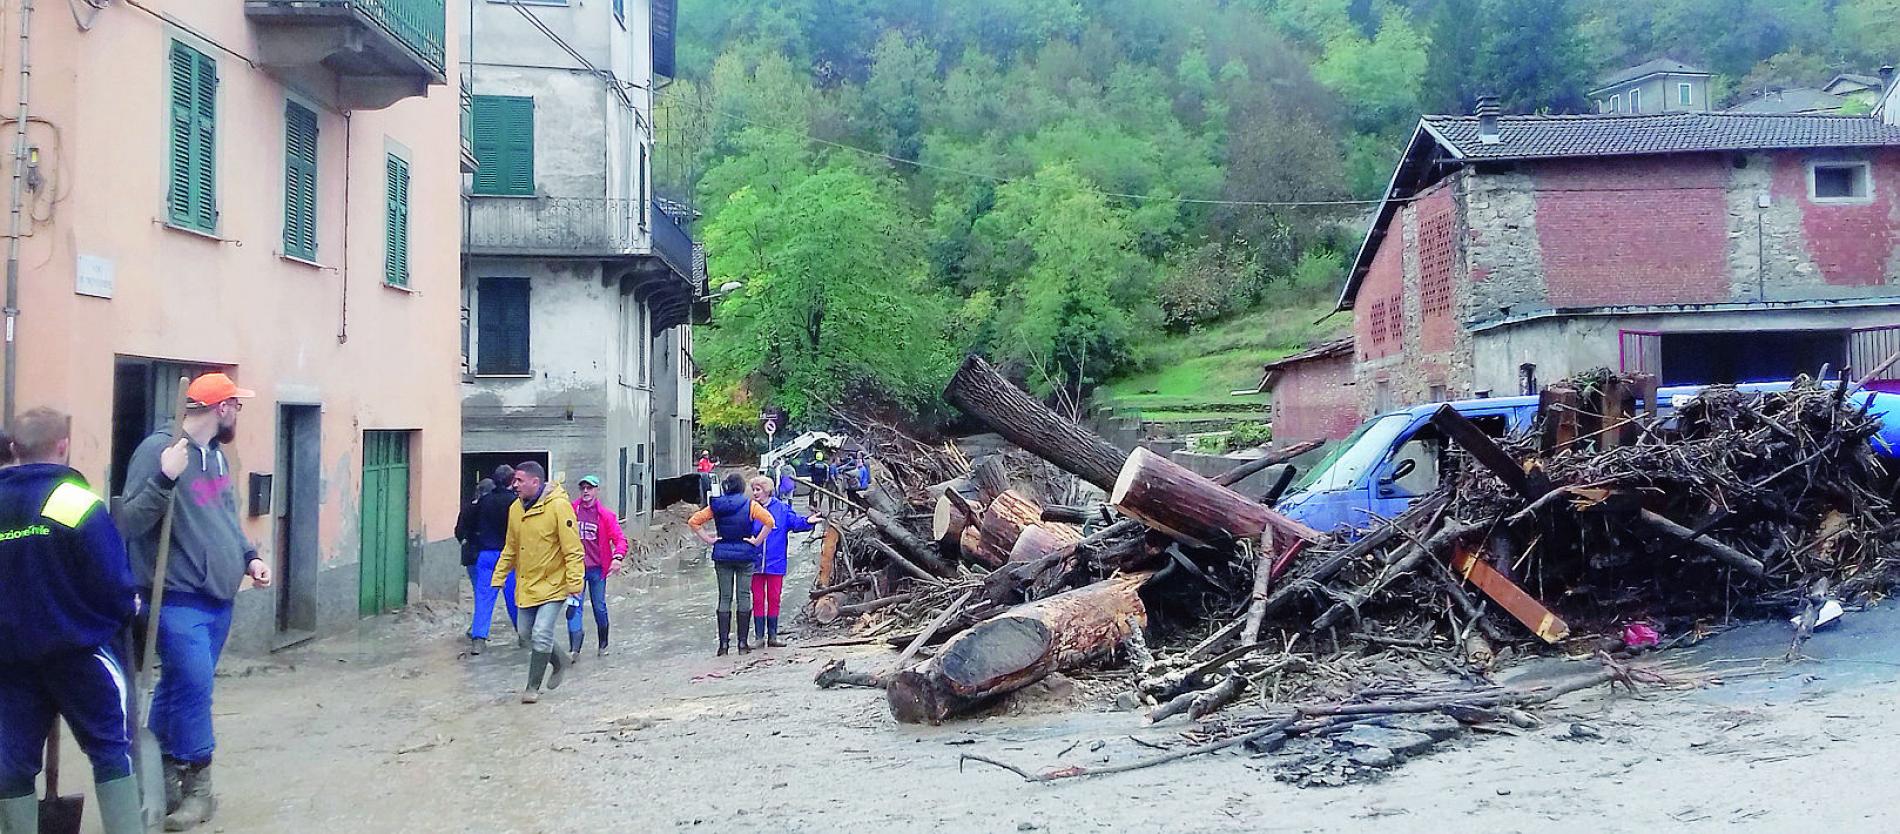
[687,472,773,656]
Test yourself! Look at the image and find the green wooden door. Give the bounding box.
[359,431,412,616]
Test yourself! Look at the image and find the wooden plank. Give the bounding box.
[1430,404,1549,500]
[1448,541,1570,643]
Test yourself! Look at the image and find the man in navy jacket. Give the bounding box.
[0,408,142,833]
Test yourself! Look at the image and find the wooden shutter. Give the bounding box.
[1619,330,1662,378]
[470,95,534,196]
[478,277,531,375]
[283,101,319,260]
[384,155,410,286]
[168,42,216,231]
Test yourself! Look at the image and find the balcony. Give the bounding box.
[246,0,446,110]
[459,88,477,173]
[465,197,648,258]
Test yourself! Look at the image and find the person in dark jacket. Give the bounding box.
[467,465,519,653]
[0,409,143,834]
[116,373,268,831]
[687,472,772,656]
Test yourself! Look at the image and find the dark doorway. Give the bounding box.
[1659,330,1847,386]
[109,357,220,497]
[461,451,551,502]
[275,405,321,641]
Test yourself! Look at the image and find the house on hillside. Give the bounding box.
[1254,339,1359,443]
[1590,59,1712,115]
[460,0,701,524]
[1728,70,1894,115]
[1338,99,1900,415]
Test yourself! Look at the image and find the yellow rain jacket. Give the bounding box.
[492,482,585,607]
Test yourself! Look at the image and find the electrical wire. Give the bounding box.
[121,0,261,68]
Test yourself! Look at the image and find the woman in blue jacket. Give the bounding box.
[747,476,821,647]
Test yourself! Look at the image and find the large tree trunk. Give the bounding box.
[1110,447,1320,549]
[886,572,1151,724]
[1009,522,1082,563]
[943,355,1127,492]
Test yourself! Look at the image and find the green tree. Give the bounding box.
[1473,0,1591,112]
[1313,7,1429,132]
[696,165,956,425]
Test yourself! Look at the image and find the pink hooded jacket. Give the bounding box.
[571,497,629,572]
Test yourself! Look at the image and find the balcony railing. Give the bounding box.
[459,88,477,173]
[246,0,446,108]
[651,202,695,283]
[355,0,447,73]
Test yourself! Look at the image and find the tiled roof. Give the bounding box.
[1420,112,1900,161]
[1261,338,1352,373]
[1824,73,1883,93]
[1594,58,1709,90]
[1725,88,1848,115]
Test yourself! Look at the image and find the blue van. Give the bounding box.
[1275,384,1900,535]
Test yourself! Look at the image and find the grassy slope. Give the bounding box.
[1099,301,1344,424]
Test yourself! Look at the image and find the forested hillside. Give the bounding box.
[664,0,1900,436]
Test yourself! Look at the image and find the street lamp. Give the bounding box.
[701,280,743,300]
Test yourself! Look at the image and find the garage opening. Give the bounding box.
[461,451,551,501]
[1657,330,1846,386]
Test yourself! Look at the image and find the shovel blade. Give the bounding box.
[134,727,167,828]
[37,794,83,834]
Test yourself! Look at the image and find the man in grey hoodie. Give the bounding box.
[116,373,269,832]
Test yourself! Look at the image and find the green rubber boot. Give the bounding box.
[0,792,36,834]
[96,775,144,834]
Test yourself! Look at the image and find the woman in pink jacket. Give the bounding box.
[568,475,628,658]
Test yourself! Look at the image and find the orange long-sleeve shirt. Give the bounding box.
[688,501,775,536]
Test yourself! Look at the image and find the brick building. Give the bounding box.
[1339,105,1900,414]
[1256,339,1359,443]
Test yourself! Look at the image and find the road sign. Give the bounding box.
[763,418,778,437]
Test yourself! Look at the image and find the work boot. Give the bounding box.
[163,762,215,831]
[469,637,486,656]
[736,608,753,654]
[162,757,185,815]
[597,625,610,657]
[767,616,787,648]
[96,774,144,834]
[715,609,731,657]
[547,645,569,691]
[0,792,35,834]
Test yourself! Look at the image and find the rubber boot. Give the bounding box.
[753,615,767,641]
[0,792,36,834]
[96,774,145,834]
[736,608,753,654]
[163,756,185,814]
[524,652,549,703]
[547,643,569,690]
[163,762,215,831]
[596,625,610,657]
[715,609,731,657]
[767,616,787,648]
[569,629,583,664]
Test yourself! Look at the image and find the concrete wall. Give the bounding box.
[19,1,465,652]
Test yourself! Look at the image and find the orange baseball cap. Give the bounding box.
[186,373,256,407]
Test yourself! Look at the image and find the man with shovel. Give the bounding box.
[0,408,142,833]
[118,373,270,831]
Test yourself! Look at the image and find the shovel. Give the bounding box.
[37,724,83,834]
[131,377,191,828]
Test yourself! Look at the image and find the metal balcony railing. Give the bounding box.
[466,197,643,256]
[352,0,446,73]
[651,202,695,283]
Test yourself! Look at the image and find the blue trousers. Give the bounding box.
[0,645,134,797]
[148,593,233,766]
[565,567,608,644]
[468,549,518,640]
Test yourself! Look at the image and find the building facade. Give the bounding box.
[1341,110,1900,414]
[460,0,696,524]
[1590,58,1712,115]
[12,0,465,651]
[1257,339,1360,443]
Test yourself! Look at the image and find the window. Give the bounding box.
[1610,94,1621,113]
[477,276,531,375]
[471,95,534,196]
[384,154,410,286]
[1678,82,1693,107]
[1629,88,1641,113]
[1810,161,1872,202]
[167,41,217,232]
[283,101,319,260]
[1418,211,1455,316]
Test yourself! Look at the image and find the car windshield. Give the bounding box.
[1288,413,1415,494]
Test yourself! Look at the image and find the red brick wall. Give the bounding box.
[1532,155,1731,307]
[1355,216,1406,361]
[1771,149,1900,287]
[1269,353,1360,443]
[1416,184,1458,352]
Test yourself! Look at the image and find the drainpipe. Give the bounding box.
[337,112,351,344]
[3,0,32,422]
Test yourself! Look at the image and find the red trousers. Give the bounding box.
[750,573,785,618]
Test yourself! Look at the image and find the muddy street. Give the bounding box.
[16,529,1835,833]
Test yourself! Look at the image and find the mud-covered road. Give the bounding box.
[52,530,1900,832]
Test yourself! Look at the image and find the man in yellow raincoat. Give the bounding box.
[491,462,584,703]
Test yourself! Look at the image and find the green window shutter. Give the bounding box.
[385,154,410,286]
[470,95,534,196]
[167,42,217,232]
[283,101,319,260]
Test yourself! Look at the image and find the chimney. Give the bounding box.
[1882,65,1896,93]
[1475,95,1501,145]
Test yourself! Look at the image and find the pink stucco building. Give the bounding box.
[9,0,463,649]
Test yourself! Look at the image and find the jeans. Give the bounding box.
[148,593,233,765]
[520,601,565,655]
[713,560,754,613]
[468,549,517,640]
[0,645,134,797]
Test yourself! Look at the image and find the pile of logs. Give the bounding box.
[808,358,1899,736]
